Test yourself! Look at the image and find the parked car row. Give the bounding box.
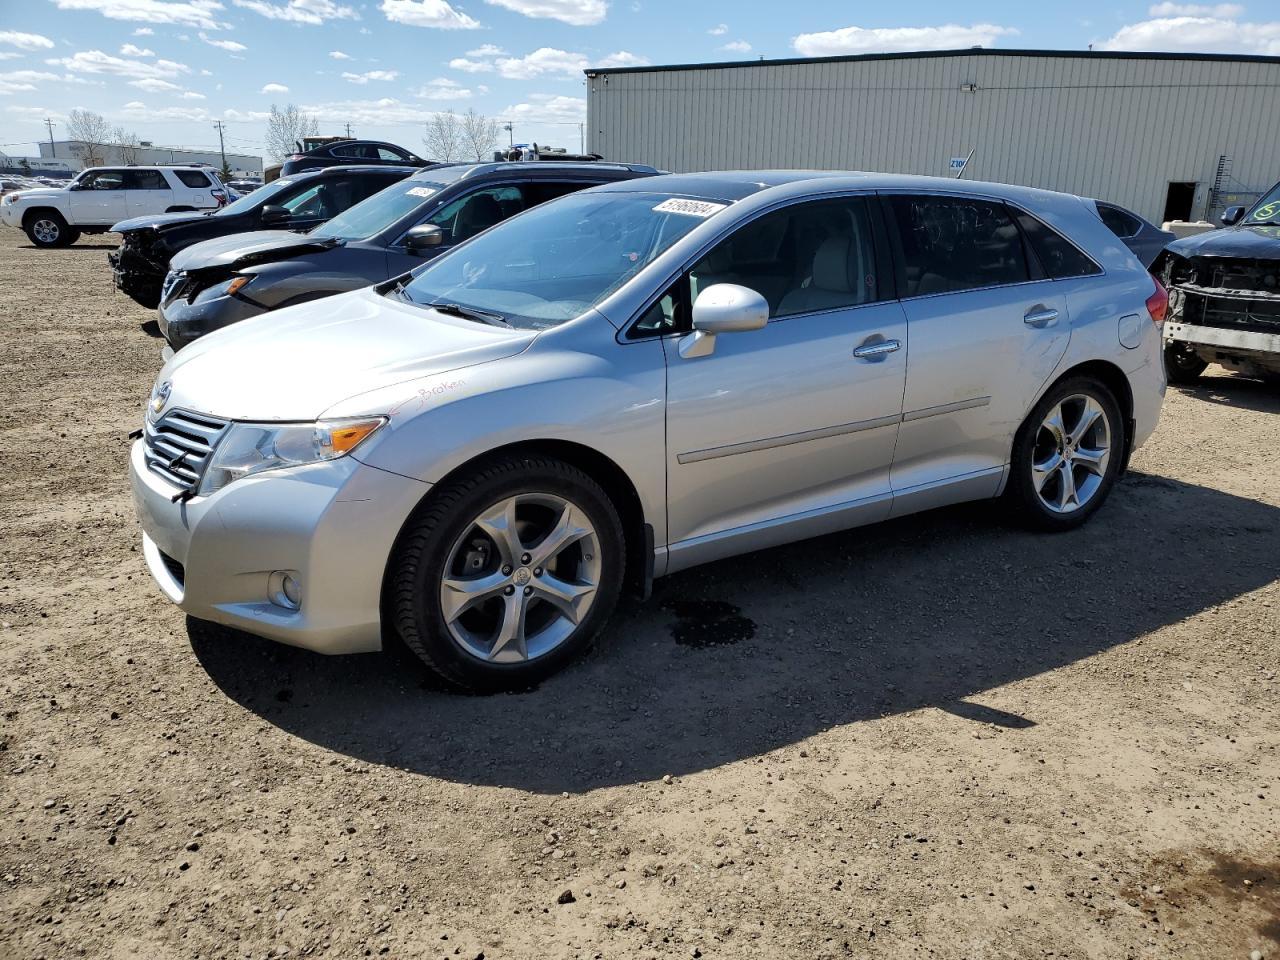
[128,169,1169,691]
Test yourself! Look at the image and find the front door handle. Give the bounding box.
[1023,306,1060,328]
[853,339,901,360]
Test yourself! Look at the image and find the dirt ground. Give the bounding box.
[0,226,1277,960]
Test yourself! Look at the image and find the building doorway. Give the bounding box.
[1163,182,1197,222]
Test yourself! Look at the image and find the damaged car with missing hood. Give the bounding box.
[1155,179,1280,385]
[110,165,417,309]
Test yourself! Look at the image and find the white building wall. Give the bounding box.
[586,51,1280,224]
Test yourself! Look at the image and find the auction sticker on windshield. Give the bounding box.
[407,187,437,199]
[653,198,727,217]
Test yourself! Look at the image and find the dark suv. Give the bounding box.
[111,165,418,309]
[280,140,430,177]
[158,160,659,350]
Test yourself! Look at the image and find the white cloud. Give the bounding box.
[300,96,429,124]
[342,68,399,83]
[380,0,481,28]
[180,89,205,98]
[47,49,190,80]
[0,70,61,94]
[792,23,1019,57]
[463,46,647,78]
[262,81,289,92]
[1100,13,1280,53]
[466,43,505,56]
[48,0,227,30]
[329,49,352,59]
[130,76,181,91]
[133,26,155,34]
[499,92,585,122]
[0,53,20,61]
[232,0,358,24]
[708,23,727,36]
[483,0,605,26]
[120,43,155,56]
[198,31,247,51]
[720,39,751,53]
[6,104,61,118]
[120,99,212,120]
[416,75,471,98]
[1148,1,1243,15]
[0,31,56,51]
[223,107,270,121]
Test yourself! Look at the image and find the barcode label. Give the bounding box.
[652,198,727,218]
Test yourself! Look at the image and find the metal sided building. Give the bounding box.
[585,48,1280,225]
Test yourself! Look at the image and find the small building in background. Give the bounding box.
[585,48,1280,224]
[34,141,263,179]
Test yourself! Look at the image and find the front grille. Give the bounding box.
[1174,286,1280,335]
[143,408,230,492]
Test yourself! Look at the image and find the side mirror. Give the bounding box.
[260,204,291,226]
[1221,206,1245,226]
[405,223,444,254]
[679,283,768,359]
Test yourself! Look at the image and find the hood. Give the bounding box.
[158,287,536,421]
[7,187,64,201]
[112,211,214,233]
[1166,223,1280,260]
[169,230,338,273]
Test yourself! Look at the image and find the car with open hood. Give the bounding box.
[1154,179,1280,383]
[156,160,658,351]
[110,164,418,309]
[130,170,1166,692]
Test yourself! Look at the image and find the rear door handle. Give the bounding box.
[1023,306,1060,328]
[852,339,901,360]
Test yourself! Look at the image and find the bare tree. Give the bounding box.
[423,110,463,162]
[66,109,112,167]
[265,103,319,162]
[113,127,142,165]
[460,108,500,161]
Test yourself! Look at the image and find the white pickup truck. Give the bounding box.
[1,165,227,248]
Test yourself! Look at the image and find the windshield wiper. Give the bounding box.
[424,301,513,328]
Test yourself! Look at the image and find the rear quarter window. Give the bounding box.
[173,170,212,188]
[1013,210,1103,279]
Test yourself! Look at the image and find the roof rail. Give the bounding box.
[459,160,660,179]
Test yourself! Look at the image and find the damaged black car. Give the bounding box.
[1155,180,1280,384]
[109,164,418,309]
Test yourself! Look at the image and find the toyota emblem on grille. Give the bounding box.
[150,380,172,416]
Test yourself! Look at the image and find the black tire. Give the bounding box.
[1164,341,1208,384]
[24,210,74,248]
[389,455,625,692]
[1007,376,1126,532]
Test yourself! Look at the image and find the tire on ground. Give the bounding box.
[389,454,625,692]
[1163,342,1208,385]
[23,210,76,249]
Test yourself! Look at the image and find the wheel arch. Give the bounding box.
[1035,359,1137,468]
[165,205,197,213]
[21,206,65,228]
[380,438,652,641]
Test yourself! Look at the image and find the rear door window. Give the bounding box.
[524,180,594,206]
[887,194,1030,297]
[689,196,881,318]
[376,146,410,161]
[124,169,167,190]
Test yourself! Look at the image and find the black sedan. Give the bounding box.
[109,165,418,308]
[280,140,431,177]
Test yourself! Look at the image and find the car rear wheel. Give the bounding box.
[1007,377,1125,532]
[389,455,625,692]
[1164,342,1208,384]
[24,211,77,248]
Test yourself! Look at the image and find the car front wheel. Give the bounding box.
[1008,377,1125,531]
[25,212,77,248]
[389,455,625,691]
[1163,341,1208,384]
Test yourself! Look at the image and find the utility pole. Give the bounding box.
[44,118,56,158]
[578,122,584,154]
[503,122,513,147]
[345,122,352,138]
[212,120,228,174]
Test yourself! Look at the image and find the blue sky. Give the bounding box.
[1,0,1277,163]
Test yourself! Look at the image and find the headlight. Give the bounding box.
[198,417,386,495]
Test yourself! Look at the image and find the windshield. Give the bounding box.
[398,191,723,328]
[216,177,298,216]
[312,182,441,241]
[1246,183,1280,224]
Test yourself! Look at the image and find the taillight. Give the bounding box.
[1146,276,1168,325]
[212,189,226,206]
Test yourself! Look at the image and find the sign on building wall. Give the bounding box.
[949,156,969,174]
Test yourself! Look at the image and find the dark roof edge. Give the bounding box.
[584,46,1280,76]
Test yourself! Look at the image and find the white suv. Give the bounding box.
[1,166,226,248]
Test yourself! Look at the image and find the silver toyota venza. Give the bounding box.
[130,172,1167,690]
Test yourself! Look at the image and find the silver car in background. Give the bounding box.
[129,171,1167,691]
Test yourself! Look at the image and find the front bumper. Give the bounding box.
[1,204,24,228]
[129,439,430,654]
[159,287,268,350]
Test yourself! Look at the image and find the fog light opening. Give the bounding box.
[268,570,302,610]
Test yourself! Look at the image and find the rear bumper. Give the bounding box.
[129,439,430,654]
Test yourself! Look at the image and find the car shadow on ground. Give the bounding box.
[1176,375,1280,415]
[21,243,119,251]
[191,471,1280,793]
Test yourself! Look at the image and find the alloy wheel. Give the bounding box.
[1030,393,1112,514]
[32,219,60,244]
[438,493,601,663]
